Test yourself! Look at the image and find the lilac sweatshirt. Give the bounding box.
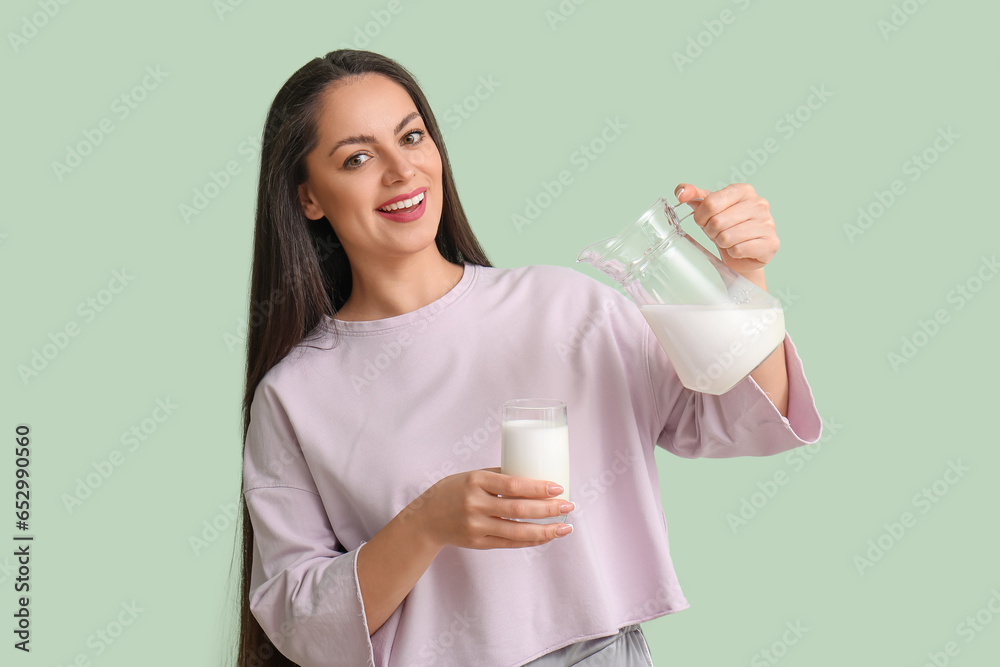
[242,262,823,667]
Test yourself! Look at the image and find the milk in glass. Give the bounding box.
[501,420,570,501]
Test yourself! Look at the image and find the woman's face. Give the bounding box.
[298,73,444,265]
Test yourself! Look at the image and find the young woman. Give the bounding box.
[234,49,822,667]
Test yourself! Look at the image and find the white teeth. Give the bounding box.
[379,191,425,212]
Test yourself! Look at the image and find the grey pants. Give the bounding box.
[522,624,654,666]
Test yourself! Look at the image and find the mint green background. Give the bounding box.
[2,0,997,665]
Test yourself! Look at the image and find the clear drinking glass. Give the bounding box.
[500,399,570,525]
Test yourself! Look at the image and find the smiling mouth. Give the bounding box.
[377,191,426,212]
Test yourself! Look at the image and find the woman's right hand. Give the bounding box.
[410,467,575,550]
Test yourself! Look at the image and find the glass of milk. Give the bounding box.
[500,399,570,525]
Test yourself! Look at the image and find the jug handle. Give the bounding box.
[675,197,704,223]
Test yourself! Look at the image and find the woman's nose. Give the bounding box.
[382,148,417,183]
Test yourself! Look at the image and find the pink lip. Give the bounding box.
[376,187,427,209]
[375,190,427,223]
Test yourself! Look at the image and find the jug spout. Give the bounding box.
[576,197,682,286]
[576,237,628,283]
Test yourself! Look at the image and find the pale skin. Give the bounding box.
[294,74,790,637]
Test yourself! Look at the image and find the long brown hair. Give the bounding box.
[229,49,492,666]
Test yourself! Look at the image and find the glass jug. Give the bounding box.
[577,196,785,395]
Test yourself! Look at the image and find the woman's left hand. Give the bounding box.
[674,182,779,280]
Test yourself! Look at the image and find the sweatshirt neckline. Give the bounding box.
[323,262,477,334]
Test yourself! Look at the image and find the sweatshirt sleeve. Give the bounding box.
[645,320,824,459]
[243,379,376,667]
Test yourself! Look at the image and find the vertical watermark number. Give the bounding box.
[13,424,33,652]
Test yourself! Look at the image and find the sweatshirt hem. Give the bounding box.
[514,603,691,666]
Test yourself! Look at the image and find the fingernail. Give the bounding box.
[675,186,685,198]
[556,524,574,536]
[559,502,575,513]
[547,483,564,496]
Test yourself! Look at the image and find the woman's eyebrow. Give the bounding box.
[327,111,422,158]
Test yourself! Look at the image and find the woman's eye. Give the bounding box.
[344,131,424,169]
[345,153,370,168]
[403,129,425,144]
